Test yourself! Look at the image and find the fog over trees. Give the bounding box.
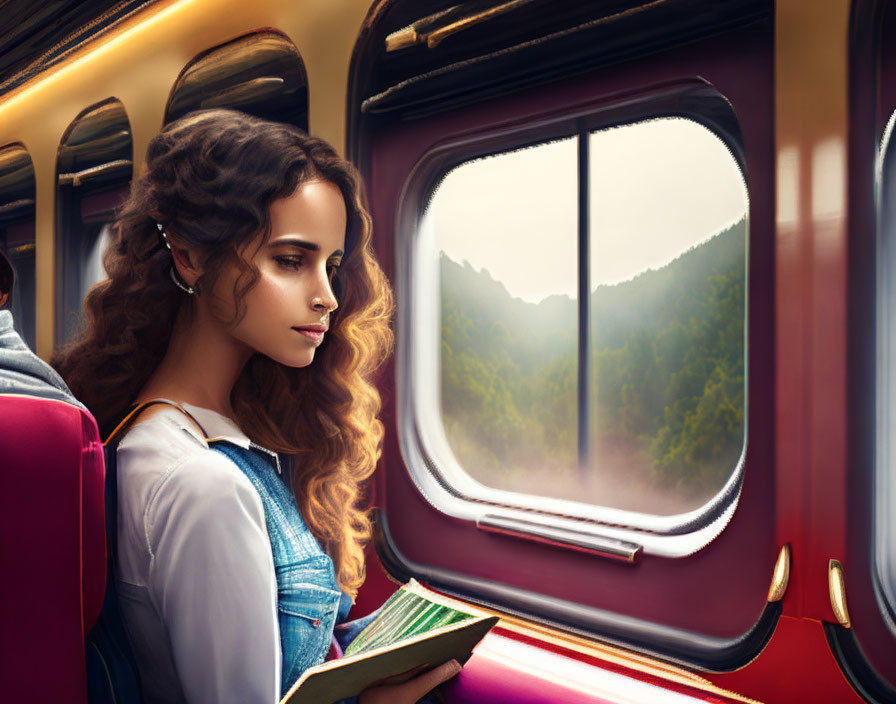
[439,219,746,513]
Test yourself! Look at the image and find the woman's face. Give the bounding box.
[212,179,347,368]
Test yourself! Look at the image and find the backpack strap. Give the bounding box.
[103,399,208,447]
[87,400,210,703]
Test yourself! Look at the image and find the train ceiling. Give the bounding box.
[352,0,773,120]
[0,0,157,99]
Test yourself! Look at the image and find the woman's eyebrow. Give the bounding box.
[270,237,344,257]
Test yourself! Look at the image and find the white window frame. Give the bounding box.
[874,110,896,631]
[395,105,749,559]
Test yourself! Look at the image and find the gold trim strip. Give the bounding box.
[384,6,462,53]
[9,242,35,255]
[0,199,35,215]
[58,159,133,187]
[200,76,285,109]
[828,559,851,628]
[385,26,419,52]
[767,543,791,602]
[424,0,538,48]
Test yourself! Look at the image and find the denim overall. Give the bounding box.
[208,444,441,704]
[209,443,354,698]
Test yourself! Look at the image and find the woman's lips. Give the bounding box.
[293,326,326,344]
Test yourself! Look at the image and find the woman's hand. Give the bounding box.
[358,659,462,704]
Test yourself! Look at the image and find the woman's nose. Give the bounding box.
[311,270,338,312]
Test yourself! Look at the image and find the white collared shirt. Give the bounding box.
[114,403,281,704]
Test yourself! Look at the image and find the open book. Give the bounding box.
[280,579,499,704]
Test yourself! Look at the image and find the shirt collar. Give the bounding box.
[176,402,250,448]
[179,402,282,475]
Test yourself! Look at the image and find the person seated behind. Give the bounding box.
[0,247,10,309]
[0,247,84,409]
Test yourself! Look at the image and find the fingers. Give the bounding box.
[402,659,462,702]
[359,660,464,704]
[373,663,429,686]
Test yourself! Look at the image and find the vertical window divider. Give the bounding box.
[577,128,592,480]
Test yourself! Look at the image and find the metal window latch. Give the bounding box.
[477,513,642,563]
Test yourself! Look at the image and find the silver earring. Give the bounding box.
[169,266,195,295]
[157,222,195,295]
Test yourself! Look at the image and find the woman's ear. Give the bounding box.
[167,235,203,290]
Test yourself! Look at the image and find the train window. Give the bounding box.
[828,6,896,691]
[56,99,132,345]
[361,0,775,667]
[587,118,747,515]
[426,137,581,492]
[165,31,308,128]
[876,109,896,626]
[415,116,747,526]
[0,143,36,349]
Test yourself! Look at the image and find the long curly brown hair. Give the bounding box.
[53,109,393,597]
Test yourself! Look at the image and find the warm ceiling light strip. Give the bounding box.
[0,0,200,118]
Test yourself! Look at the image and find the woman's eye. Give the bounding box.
[327,264,340,281]
[275,255,304,271]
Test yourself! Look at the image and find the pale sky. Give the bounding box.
[427,118,749,303]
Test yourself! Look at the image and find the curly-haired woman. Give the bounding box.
[53,109,459,704]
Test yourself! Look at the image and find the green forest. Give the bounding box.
[439,220,746,509]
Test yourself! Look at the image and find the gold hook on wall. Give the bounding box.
[767,544,791,602]
[828,559,851,628]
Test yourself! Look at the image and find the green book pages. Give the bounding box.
[280,580,499,704]
[343,579,476,656]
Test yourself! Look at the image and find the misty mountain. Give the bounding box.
[438,219,747,496]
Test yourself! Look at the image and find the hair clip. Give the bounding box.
[157,222,172,250]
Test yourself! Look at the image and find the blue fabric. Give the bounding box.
[333,606,382,653]
[209,444,443,704]
[209,443,348,698]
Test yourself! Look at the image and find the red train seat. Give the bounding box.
[0,395,106,703]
